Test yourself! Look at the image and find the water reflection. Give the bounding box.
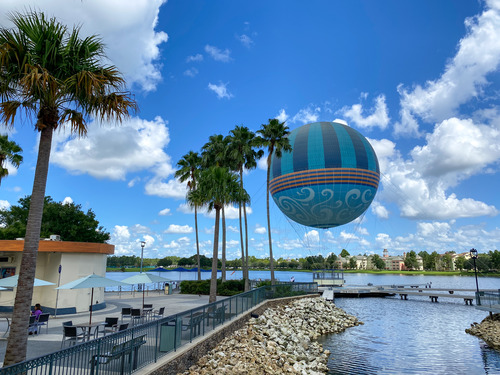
[322,298,500,374]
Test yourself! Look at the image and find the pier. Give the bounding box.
[322,284,499,308]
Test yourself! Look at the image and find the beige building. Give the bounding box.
[0,239,114,314]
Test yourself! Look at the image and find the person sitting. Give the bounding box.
[32,303,43,319]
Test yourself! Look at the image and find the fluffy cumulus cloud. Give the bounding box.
[62,197,73,205]
[340,94,390,130]
[204,45,232,62]
[275,109,289,123]
[186,54,203,63]
[237,34,254,48]
[158,208,171,216]
[208,82,233,99]
[395,0,500,135]
[164,224,193,234]
[290,106,321,124]
[0,0,168,92]
[254,224,266,234]
[51,116,171,180]
[0,200,10,210]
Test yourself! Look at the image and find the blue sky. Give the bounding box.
[1,0,499,261]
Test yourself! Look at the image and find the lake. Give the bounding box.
[106,270,500,374]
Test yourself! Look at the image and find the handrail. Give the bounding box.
[0,282,318,375]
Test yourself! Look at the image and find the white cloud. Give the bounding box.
[237,34,254,48]
[128,177,141,187]
[145,177,186,199]
[208,82,233,99]
[164,224,193,234]
[186,54,203,62]
[340,94,390,130]
[62,197,73,205]
[276,109,289,123]
[257,154,268,171]
[371,201,389,219]
[254,224,266,234]
[396,0,500,134]
[291,106,321,124]
[228,226,239,233]
[51,116,171,180]
[0,0,168,92]
[184,68,199,77]
[204,45,232,62]
[0,200,10,210]
[158,208,171,216]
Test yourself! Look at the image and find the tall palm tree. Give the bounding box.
[255,119,291,285]
[192,166,242,303]
[0,135,23,186]
[201,134,231,282]
[228,126,263,291]
[175,151,202,280]
[0,12,137,365]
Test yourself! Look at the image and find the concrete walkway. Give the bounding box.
[0,291,211,364]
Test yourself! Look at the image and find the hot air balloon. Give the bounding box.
[269,120,379,229]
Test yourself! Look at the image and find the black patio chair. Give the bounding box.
[28,316,37,335]
[131,308,143,325]
[36,313,50,334]
[61,326,85,348]
[121,307,131,322]
[102,317,119,336]
[152,307,165,319]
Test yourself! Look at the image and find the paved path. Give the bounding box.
[0,291,211,364]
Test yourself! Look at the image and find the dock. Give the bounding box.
[321,284,499,308]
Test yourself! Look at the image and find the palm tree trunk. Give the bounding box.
[266,155,276,285]
[195,205,201,281]
[221,206,226,282]
[240,167,250,291]
[238,201,246,288]
[4,126,53,366]
[209,208,220,303]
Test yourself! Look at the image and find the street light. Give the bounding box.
[470,248,480,305]
[140,241,146,273]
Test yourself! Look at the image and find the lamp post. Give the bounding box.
[470,248,480,305]
[140,241,146,273]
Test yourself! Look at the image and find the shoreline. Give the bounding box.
[180,297,361,375]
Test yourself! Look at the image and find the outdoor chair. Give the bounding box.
[28,316,37,335]
[61,326,85,348]
[102,317,119,336]
[36,313,50,334]
[131,309,143,325]
[121,308,131,322]
[152,307,165,319]
[143,304,153,309]
[62,320,73,326]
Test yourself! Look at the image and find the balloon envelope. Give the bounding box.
[270,121,379,229]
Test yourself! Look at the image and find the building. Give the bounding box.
[0,239,114,314]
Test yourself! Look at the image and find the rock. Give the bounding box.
[180,297,362,374]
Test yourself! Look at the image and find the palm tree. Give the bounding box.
[0,135,23,186]
[175,151,202,280]
[192,166,243,303]
[228,126,263,291]
[255,119,291,285]
[0,12,137,365]
[201,134,231,282]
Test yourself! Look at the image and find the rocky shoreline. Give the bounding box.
[465,313,500,351]
[181,297,362,375]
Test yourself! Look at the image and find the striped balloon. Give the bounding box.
[270,121,380,228]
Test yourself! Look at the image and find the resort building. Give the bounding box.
[0,238,114,314]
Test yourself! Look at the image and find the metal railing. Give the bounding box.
[476,290,500,308]
[0,282,317,375]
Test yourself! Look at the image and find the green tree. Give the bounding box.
[489,250,500,270]
[326,253,338,268]
[176,151,202,280]
[340,249,350,258]
[255,118,291,285]
[404,250,419,270]
[348,257,357,269]
[0,196,110,242]
[454,256,466,270]
[0,12,137,364]
[156,257,173,267]
[191,166,243,303]
[371,254,386,270]
[201,135,231,283]
[0,134,23,186]
[228,126,263,291]
[441,253,453,271]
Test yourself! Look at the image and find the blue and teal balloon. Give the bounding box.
[269,121,380,229]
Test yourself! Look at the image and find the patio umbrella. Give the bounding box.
[0,274,55,287]
[121,273,173,307]
[150,267,171,272]
[56,274,129,324]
